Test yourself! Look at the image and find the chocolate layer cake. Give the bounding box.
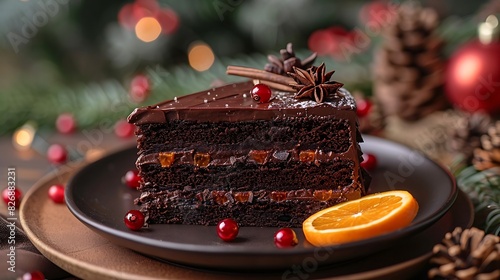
[128,80,369,227]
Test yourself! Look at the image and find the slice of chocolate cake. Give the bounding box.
[128,65,369,228]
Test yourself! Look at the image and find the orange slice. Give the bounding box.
[302,190,419,246]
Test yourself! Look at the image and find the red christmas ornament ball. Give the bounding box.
[445,40,500,114]
[308,26,354,58]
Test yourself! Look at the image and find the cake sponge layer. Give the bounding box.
[136,117,352,155]
[136,188,361,227]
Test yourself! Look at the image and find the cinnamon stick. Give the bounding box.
[227,66,295,87]
[254,79,295,92]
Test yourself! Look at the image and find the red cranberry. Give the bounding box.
[356,98,372,118]
[250,84,272,103]
[361,153,377,170]
[114,120,135,138]
[21,271,45,280]
[123,170,141,189]
[47,144,67,164]
[216,218,239,241]
[130,74,150,103]
[56,113,76,134]
[48,184,65,204]
[124,210,145,231]
[274,228,298,248]
[2,188,22,208]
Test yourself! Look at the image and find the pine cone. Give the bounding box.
[473,121,500,171]
[449,112,493,165]
[429,227,500,280]
[264,43,317,75]
[373,3,448,121]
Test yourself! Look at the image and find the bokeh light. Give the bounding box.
[13,123,36,151]
[135,17,162,43]
[188,42,215,72]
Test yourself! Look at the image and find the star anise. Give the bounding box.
[288,63,344,103]
[264,43,317,75]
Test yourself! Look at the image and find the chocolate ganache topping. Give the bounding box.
[127,81,356,125]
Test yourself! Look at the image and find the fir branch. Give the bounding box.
[436,15,479,57]
[457,166,500,234]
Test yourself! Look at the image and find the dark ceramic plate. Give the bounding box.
[66,136,457,270]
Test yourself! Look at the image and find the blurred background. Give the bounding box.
[2,2,500,277]
[0,0,494,136]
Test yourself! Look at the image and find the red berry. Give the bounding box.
[216,218,239,241]
[115,120,135,138]
[274,228,298,248]
[2,188,22,208]
[361,153,377,170]
[22,271,45,280]
[356,98,372,118]
[55,113,76,134]
[123,170,141,189]
[130,74,150,103]
[250,84,272,103]
[48,184,65,204]
[124,210,145,231]
[47,144,67,164]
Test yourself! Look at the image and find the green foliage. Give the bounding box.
[0,80,132,135]
[436,15,479,57]
[456,166,500,235]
